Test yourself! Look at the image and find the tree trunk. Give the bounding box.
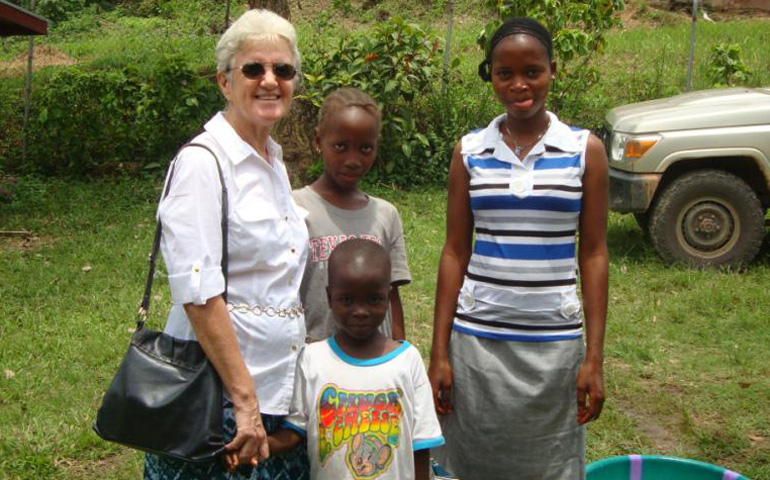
[248,0,291,20]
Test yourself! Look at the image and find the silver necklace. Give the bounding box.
[502,118,551,157]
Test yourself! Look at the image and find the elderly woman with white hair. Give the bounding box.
[144,9,310,480]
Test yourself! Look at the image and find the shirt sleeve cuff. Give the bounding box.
[391,268,411,286]
[413,436,445,451]
[167,263,225,305]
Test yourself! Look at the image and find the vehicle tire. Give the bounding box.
[648,170,765,268]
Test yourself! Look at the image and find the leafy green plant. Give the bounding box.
[0,78,24,172]
[707,42,751,88]
[37,0,89,22]
[0,170,16,203]
[478,0,624,116]
[48,5,103,36]
[20,55,221,176]
[300,16,447,187]
[332,0,355,15]
[399,85,500,186]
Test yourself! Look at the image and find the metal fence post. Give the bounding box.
[686,0,698,92]
[22,0,36,164]
[442,0,454,95]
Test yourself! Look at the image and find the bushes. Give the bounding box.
[300,16,480,187]
[2,15,490,187]
[15,56,221,176]
[384,85,499,187]
[300,17,443,185]
[707,43,751,88]
[0,78,25,172]
[477,0,624,128]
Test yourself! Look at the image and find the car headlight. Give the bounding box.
[609,133,660,162]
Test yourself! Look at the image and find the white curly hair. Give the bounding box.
[215,9,300,77]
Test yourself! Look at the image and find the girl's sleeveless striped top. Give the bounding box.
[454,112,589,342]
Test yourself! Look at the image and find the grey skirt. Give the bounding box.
[433,330,585,480]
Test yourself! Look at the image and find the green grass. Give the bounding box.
[1,2,770,477]
[2,178,769,479]
[0,178,168,478]
[0,7,230,71]
[577,18,770,129]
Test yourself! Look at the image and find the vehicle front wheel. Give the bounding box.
[648,170,765,268]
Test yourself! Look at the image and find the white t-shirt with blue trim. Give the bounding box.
[283,338,444,480]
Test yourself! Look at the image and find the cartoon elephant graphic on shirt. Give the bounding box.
[347,433,393,478]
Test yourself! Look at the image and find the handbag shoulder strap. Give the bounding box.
[138,142,229,330]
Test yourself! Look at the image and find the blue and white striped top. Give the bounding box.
[453,112,590,342]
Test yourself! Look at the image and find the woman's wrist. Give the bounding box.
[430,309,455,360]
[229,387,258,409]
[583,352,604,367]
[429,344,449,364]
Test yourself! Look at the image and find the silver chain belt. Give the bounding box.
[226,303,304,319]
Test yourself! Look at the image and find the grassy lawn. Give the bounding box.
[1,1,769,478]
[1,178,768,479]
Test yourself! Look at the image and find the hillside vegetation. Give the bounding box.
[1,0,768,185]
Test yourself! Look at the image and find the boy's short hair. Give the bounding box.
[328,238,391,286]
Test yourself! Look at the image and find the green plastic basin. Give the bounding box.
[586,455,750,480]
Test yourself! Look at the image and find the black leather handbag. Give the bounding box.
[94,143,229,463]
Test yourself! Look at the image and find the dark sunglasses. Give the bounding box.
[232,62,297,81]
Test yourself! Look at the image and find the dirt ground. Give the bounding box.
[0,234,51,252]
[0,44,78,77]
[618,0,770,28]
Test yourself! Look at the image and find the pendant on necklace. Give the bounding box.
[503,118,552,158]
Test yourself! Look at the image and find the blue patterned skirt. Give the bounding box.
[144,405,309,480]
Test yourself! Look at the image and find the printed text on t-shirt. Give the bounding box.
[308,235,384,263]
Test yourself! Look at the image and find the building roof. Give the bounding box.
[0,0,48,36]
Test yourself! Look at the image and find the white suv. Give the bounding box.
[603,87,770,267]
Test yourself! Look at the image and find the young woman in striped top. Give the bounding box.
[428,17,609,480]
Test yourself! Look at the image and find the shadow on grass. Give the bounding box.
[752,234,770,267]
[608,213,770,270]
[606,214,659,264]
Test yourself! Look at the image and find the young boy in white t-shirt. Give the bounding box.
[268,239,443,480]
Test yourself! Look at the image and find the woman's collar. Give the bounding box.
[462,111,582,156]
[205,112,282,166]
